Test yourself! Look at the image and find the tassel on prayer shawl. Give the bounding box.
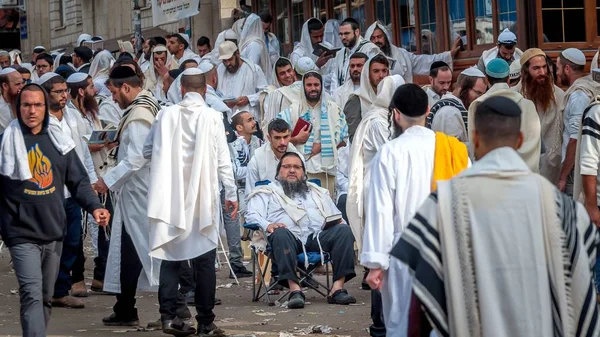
[431,132,469,191]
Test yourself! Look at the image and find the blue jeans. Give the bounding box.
[53,198,83,298]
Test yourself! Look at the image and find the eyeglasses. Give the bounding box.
[21,103,45,109]
[22,79,31,84]
[37,64,50,69]
[50,89,69,95]
[281,164,303,170]
[471,88,485,97]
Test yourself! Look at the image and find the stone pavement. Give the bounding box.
[0,244,372,337]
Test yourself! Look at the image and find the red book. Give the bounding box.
[291,118,312,137]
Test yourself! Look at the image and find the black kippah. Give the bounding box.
[477,96,521,117]
[168,69,182,79]
[109,66,137,79]
[430,61,450,72]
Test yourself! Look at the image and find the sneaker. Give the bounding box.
[52,296,85,309]
[102,312,139,326]
[327,289,356,305]
[195,322,225,336]
[163,317,196,336]
[214,297,222,306]
[91,279,104,293]
[70,281,88,297]
[229,267,252,279]
[287,290,305,309]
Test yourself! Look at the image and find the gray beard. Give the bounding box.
[278,178,309,199]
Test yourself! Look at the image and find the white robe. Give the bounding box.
[217,59,268,122]
[239,14,272,82]
[361,125,436,337]
[330,36,380,93]
[333,80,359,113]
[265,32,281,66]
[147,92,237,261]
[97,95,123,127]
[263,81,302,131]
[103,106,159,292]
[0,95,14,133]
[430,92,468,142]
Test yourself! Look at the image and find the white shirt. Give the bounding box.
[426,87,441,107]
[563,90,591,161]
[217,60,268,122]
[0,95,13,133]
[245,142,298,197]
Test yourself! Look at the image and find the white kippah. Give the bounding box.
[182,67,203,76]
[153,45,168,53]
[224,29,237,40]
[36,72,61,85]
[178,33,191,45]
[66,72,89,84]
[295,57,317,76]
[34,45,46,50]
[461,66,486,78]
[509,61,521,80]
[0,67,16,75]
[497,28,517,44]
[0,50,9,57]
[562,48,586,66]
[198,61,214,73]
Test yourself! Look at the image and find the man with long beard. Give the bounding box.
[513,48,565,184]
[0,67,23,132]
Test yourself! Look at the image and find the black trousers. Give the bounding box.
[113,225,143,319]
[267,224,356,286]
[178,260,195,295]
[192,249,217,325]
[158,260,193,321]
[370,289,387,337]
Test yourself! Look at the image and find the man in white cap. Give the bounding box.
[364,21,460,83]
[291,18,336,93]
[468,58,541,172]
[239,13,272,82]
[331,18,380,93]
[0,50,10,68]
[147,67,236,336]
[332,52,367,113]
[277,71,348,196]
[514,48,565,184]
[263,57,318,130]
[557,48,600,194]
[509,60,521,87]
[0,67,23,132]
[477,28,523,73]
[217,41,268,127]
[37,72,99,309]
[427,66,487,142]
[30,46,45,66]
[166,33,199,67]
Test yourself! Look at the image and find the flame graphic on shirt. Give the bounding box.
[28,144,53,189]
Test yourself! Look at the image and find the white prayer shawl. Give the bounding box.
[361,125,436,337]
[217,58,268,121]
[174,49,200,67]
[347,76,401,252]
[9,50,21,65]
[324,20,343,49]
[365,22,452,83]
[208,30,229,66]
[591,51,599,74]
[477,46,524,72]
[0,119,75,180]
[0,95,13,133]
[103,100,160,292]
[89,50,114,97]
[144,48,174,102]
[53,52,64,71]
[333,80,358,113]
[148,92,236,261]
[97,95,123,127]
[331,36,380,92]
[290,18,335,92]
[240,14,272,83]
[393,147,600,337]
[468,83,542,172]
[430,92,469,142]
[265,32,281,66]
[58,104,99,184]
[263,81,302,131]
[166,72,183,104]
[355,57,378,115]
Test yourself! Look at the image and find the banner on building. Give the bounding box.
[151,0,200,27]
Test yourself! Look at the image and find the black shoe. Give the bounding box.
[163,317,196,336]
[214,297,222,305]
[327,289,356,305]
[229,267,253,279]
[195,322,225,336]
[185,291,195,305]
[361,269,372,290]
[147,318,162,329]
[102,313,139,326]
[287,290,305,309]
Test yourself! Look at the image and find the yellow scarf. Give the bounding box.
[432,132,469,191]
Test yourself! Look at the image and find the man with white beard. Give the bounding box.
[217,41,268,126]
[365,22,459,83]
[362,84,469,337]
[0,67,23,132]
[147,68,237,337]
[331,18,380,93]
[332,52,367,111]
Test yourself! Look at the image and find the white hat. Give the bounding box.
[77,33,93,47]
[295,57,318,76]
[498,28,517,44]
[224,29,237,40]
[509,61,521,80]
[181,67,203,76]
[562,48,586,66]
[178,33,191,46]
[461,66,486,78]
[66,72,89,84]
[219,41,238,60]
[153,45,168,53]
[0,67,16,75]
[0,50,9,57]
[198,61,214,73]
[33,46,46,52]
[36,72,61,85]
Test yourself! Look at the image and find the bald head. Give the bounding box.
[181,73,206,95]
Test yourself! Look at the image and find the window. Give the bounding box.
[291,1,304,45]
[350,0,366,31]
[419,0,437,54]
[313,0,328,22]
[275,1,290,45]
[375,0,392,26]
[473,0,494,45]
[58,0,66,26]
[497,0,516,32]
[448,0,467,46]
[540,0,585,43]
[334,0,348,20]
[398,0,417,52]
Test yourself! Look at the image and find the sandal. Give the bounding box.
[327,289,356,305]
[287,290,305,309]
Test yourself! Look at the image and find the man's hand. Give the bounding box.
[224,100,237,109]
[93,209,111,227]
[366,268,384,291]
[236,96,250,107]
[292,125,311,145]
[155,60,169,77]
[95,178,109,194]
[225,200,239,219]
[266,223,287,233]
[107,141,119,150]
[558,178,567,192]
[88,143,105,153]
[308,142,322,160]
[315,53,333,68]
[450,37,462,59]
[587,205,600,227]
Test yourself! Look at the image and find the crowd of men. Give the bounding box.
[1,9,600,337]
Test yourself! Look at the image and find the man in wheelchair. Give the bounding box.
[246,152,357,309]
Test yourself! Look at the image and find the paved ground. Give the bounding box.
[0,243,372,337]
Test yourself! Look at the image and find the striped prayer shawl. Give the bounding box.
[391,188,600,337]
[427,97,468,133]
